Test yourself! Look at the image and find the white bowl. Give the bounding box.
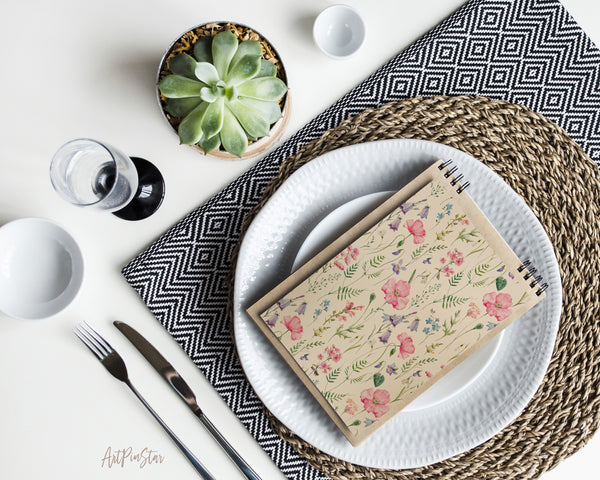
[313,4,366,59]
[0,218,84,320]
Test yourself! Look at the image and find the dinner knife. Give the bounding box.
[114,321,262,480]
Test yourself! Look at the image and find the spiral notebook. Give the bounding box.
[247,160,547,446]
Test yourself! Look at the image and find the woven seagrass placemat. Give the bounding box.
[233,95,600,480]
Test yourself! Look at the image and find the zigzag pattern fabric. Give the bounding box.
[122,1,600,478]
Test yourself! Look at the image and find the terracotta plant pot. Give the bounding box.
[157,22,290,160]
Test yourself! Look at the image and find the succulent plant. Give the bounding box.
[158,30,288,157]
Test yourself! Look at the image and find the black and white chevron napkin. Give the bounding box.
[122,1,600,478]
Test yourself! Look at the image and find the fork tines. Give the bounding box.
[74,322,114,360]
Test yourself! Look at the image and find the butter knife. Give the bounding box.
[114,321,262,480]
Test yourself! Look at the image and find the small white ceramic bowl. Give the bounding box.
[0,218,84,320]
[313,4,366,59]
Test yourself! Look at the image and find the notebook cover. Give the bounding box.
[247,160,545,446]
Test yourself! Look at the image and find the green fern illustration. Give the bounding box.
[290,340,306,355]
[352,359,369,373]
[410,244,428,260]
[441,294,469,309]
[369,255,386,268]
[326,368,341,383]
[337,286,365,301]
[343,263,358,278]
[449,272,464,287]
[350,374,366,384]
[367,270,383,280]
[322,391,348,403]
[474,263,491,276]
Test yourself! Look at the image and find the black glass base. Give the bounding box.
[113,157,165,221]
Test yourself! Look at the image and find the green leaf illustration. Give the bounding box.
[337,286,365,301]
[343,263,358,278]
[449,272,464,287]
[326,368,341,383]
[441,294,469,309]
[352,359,369,373]
[322,390,347,402]
[474,263,491,276]
[373,372,385,387]
[369,255,386,268]
[496,276,507,291]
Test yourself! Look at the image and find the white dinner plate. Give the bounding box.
[233,139,562,468]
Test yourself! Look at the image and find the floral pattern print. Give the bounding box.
[258,167,545,442]
[482,292,513,321]
[381,278,411,310]
[396,333,416,359]
[360,388,390,418]
[282,315,303,340]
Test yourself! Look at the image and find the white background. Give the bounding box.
[0,1,598,479]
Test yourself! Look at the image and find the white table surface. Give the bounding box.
[0,1,598,478]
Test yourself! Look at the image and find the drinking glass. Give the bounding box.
[50,138,164,220]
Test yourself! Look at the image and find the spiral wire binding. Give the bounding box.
[438,159,471,194]
[518,260,548,296]
[438,160,546,295]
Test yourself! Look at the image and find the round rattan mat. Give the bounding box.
[234,95,600,479]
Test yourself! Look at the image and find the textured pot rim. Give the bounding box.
[156,21,290,160]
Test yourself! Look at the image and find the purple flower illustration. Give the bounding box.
[265,315,278,327]
[400,202,414,214]
[418,206,430,219]
[389,218,402,231]
[407,318,420,332]
[413,370,422,377]
[382,313,405,326]
[423,257,432,264]
[295,302,307,315]
[379,330,391,344]
[392,260,406,275]
[386,363,398,375]
[277,298,291,310]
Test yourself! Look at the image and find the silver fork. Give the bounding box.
[74,322,216,480]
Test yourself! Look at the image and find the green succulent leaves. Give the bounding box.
[158,30,287,157]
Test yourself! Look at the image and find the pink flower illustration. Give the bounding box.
[333,245,359,270]
[441,265,454,277]
[360,388,391,418]
[319,362,332,373]
[344,399,358,415]
[396,332,415,359]
[448,248,464,266]
[325,345,342,362]
[282,315,303,340]
[482,292,513,322]
[381,278,411,310]
[467,302,481,319]
[405,219,426,244]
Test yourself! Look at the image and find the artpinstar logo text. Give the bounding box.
[101,446,165,468]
